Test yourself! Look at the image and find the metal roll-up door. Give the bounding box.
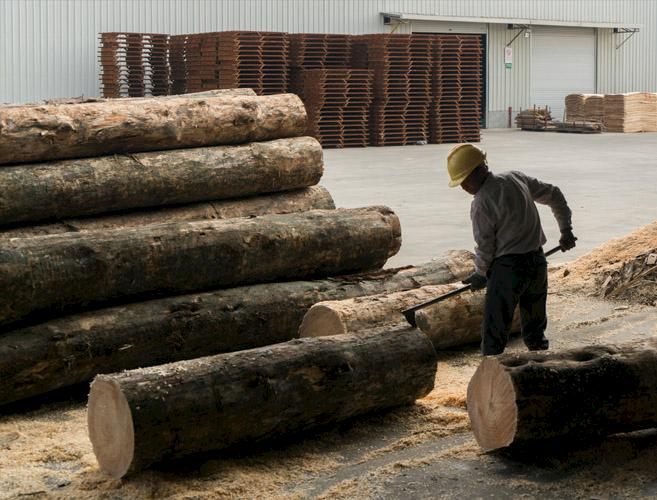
[530,26,596,120]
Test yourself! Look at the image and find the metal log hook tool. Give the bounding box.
[402,245,564,327]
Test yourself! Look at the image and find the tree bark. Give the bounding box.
[0,207,400,327]
[300,284,519,349]
[13,89,257,107]
[0,136,323,225]
[467,340,657,452]
[0,250,472,406]
[0,93,306,165]
[87,329,438,478]
[0,186,335,239]
[415,287,520,349]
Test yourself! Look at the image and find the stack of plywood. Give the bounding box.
[564,94,587,121]
[582,94,605,123]
[603,92,657,132]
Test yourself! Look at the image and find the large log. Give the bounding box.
[0,136,323,225]
[0,207,400,327]
[299,284,519,349]
[0,251,472,406]
[11,89,257,108]
[0,186,334,239]
[88,329,438,478]
[0,93,306,165]
[466,340,657,452]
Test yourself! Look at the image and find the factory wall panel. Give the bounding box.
[1,0,656,119]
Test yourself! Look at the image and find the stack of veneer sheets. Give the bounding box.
[603,92,657,132]
[431,34,483,143]
[99,32,170,97]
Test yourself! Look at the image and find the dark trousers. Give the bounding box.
[482,249,549,355]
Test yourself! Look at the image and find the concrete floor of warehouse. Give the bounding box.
[323,129,657,268]
[1,129,657,499]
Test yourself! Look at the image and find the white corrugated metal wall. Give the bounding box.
[1,0,656,128]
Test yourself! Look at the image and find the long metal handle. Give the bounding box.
[402,243,567,327]
[544,245,562,258]
[402,284,471,316]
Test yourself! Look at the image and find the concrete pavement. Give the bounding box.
[322,129,657,267]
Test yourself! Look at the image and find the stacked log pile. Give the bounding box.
[0,91,475,407]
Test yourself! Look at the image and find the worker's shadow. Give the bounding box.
[490,428,657,481]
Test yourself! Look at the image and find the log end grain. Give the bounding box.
[298,304,348,338]
[88,377,135,479]
[466,357,518,452]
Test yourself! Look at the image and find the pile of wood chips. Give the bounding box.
[602,250,657,305]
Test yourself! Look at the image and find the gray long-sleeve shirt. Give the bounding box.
[470,171,572,275]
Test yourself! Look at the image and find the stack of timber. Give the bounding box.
[290,68,373,148]
[99,32,170,97]
[467,339,657,452]
[289,34,373,148]
[564,93,587,121]
[0,91,475,407]
[353,34,433,146]
[515,107,552,130]
[582,94,605,123]
[431,34,483,143]
[603,92,657,132]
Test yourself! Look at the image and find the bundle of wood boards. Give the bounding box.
[564,94,587,121]
[565,92,657,132]
[515,107,552,130]
[603,92,657,132]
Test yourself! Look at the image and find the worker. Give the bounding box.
[447,144,576,355]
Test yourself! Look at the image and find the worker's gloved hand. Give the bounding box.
[462,272,487,291]
[559,229,577,251]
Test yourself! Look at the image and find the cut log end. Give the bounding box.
[88,377,134,479]
[298,304,347,337]
[466,357,518,452]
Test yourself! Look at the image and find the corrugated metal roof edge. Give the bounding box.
[381,12,642,30]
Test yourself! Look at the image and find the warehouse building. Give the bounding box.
[1,0,656,127]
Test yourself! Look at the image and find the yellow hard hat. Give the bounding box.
[447,144,486,187]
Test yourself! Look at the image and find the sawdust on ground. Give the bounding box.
[553,220,657,296]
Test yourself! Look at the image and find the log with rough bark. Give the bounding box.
[88,329,437,478]
[0,186,334,239]
[0,136,323,225]
[0,93,306,165]
[6,89,257,108]
[299,284,519,349]
[467,340,657,452]
[0,250,473,406]
[0,207,400,327]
